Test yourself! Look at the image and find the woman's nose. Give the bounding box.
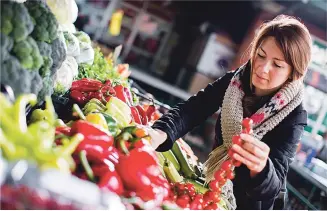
[262,62,272,74]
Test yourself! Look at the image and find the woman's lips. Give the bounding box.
[255,73,268,81]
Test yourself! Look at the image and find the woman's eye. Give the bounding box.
[257,53,265,58]
[274,63,282,68]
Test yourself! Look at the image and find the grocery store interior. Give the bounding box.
[1,0,326,210]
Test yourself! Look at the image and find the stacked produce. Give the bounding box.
[0,0,246,210]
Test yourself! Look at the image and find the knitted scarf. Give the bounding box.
[203,66,304,182]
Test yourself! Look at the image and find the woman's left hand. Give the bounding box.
[231,133,270,177]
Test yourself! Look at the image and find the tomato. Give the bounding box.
[218,178,227,187]
[242,118,253,129]
[214,169,225,181]
[221,160,233,171]
[228,149,235,158]
[208,180,219,191]
[232,135,243,145]
[210,202,219,210]
[190,200,203,210]
[242,127,253,134]
[176,198,190,208]
[226,170,235,180]
[184,183,196,197]
[204,190,220,203]
[179,194,191,203]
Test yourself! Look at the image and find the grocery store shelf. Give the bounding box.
[129,67,192,100]
[131,46,153,57]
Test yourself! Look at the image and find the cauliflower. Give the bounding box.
[63,31,80,57]
[46,0,78,25]
[25,0,59,43]
[74,31,94,64]
[1,1,34,42]
[53,56,78,95]
[0,56,43,97]
[1,33,14,62]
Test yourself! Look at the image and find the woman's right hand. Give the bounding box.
[140,125,167,149]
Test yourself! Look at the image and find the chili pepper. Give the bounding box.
[71,79,103,92]
[146,102,156,121]
[135,105,148,125]
[80,150,95,182]
[85,113,108,130]
[71,120,114,148]
[70,90,87,105]
[130,106,142,124]
[113,85,130,105]
[14,94,37,132]
[72,104,86,120]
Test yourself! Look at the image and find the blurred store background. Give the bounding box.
[75,0,326,209]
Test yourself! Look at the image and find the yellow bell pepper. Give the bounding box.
[86,113,108,130]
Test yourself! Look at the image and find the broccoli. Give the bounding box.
[0,56,43,98]
[1,33,14,62]
[0,1,34,42]
[12,36,43,71]
[50,37,67,76]
[37,75,54,103]
[37,41,53,77]
[25,0,58,43]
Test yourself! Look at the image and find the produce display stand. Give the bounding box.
[0,0,234,210]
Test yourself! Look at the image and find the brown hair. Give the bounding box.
[250,15,312,80]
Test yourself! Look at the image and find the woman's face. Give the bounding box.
[252,36,292,96]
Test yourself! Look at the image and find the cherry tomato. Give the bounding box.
[232,135,243,145]
[242,127,253,134]
[204,190,220,203]
[190,200,203,210]
[214,169,225,181]
[218,178,227,187]
[210,202,219,210]
[226,170,235,180]
[176,198,190,208]
[228,149,235,157]
[209,180,219,191]
[221,160,233,171]
[178,194,191,203]
[242,118,253,129]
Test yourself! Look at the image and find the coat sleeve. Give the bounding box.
[152,72,234,152]
[245,108,307,201]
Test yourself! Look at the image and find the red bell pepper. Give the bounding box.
[146,103,156,121]
[98,169,124,195]
[135,105,148,125]
[71,79,103,92]
[71,120,114,149]
[130,106,142,124]
[113,85,130,105]
[70,90,87,105]
[124,87,133,106]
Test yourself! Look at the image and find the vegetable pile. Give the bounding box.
[0,0,66,102]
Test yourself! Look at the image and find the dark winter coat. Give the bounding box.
[152,62,307,210]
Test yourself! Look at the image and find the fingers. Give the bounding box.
[240,133,270,152]
[232,152,260,171]
[232,144,261,165]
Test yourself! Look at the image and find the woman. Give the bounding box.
[146,15,312,209]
